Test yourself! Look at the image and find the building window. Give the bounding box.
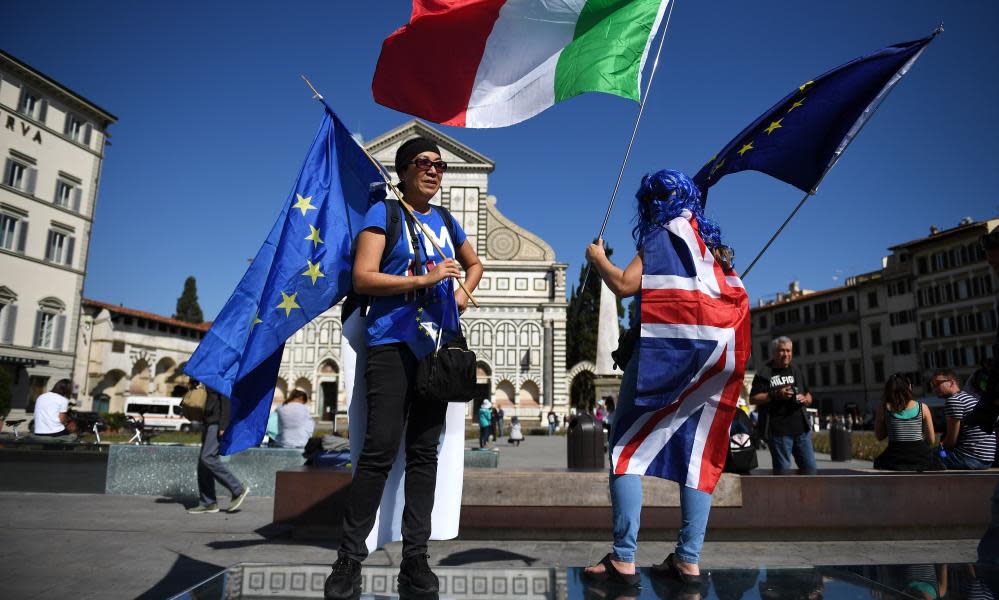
[45,229,75,266]
[847,296,856,312]
[758,315,768,329]
[820,364,831,386]
[112,340,125,353]
[834,334,843,352]
[0,286,17,345]
[819,337,828,353]
[759,342,768,360]
[33,298,66,351]
[835,363,845,385]
[807,365,817,386]
[18,89,46,122]
[0,214,17,250]
[849,332,859,349]
[35,311,55,348]
[54,180,82,211]
[805,338,814,354]
[870,324,882,346]
[873,358,885,383]
[867,291,878,309]
[63,114,92,145]
[851,361,862,384]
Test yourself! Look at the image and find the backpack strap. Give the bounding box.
[431,203,462,257]
[381,198,404,270]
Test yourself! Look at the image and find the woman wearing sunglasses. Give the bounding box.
[325,137,483,599]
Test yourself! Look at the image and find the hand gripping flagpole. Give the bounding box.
[301,75,479,308]
[741,24,944,280]
[577,0,677,301]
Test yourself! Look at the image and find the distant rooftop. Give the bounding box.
[84,298,210,332]
[0,49,117,125]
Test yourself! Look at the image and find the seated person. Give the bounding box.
[508,416,524,446]
[33,379,73,437]
[873,373,942,471]
[933,369,996,469]
[275,390,315,449]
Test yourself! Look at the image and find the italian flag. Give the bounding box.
[372,0,670,128]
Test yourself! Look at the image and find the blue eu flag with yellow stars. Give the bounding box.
[184,103,381,455]
[693,29,940,201]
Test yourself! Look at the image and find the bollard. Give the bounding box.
[829,419,852,462]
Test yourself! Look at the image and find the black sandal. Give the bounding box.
[583,553,641,588]
[650,553,705,586]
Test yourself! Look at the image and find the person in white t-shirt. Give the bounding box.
[275,390,315,449]
[33,379,72,436]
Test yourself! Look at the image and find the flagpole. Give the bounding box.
[300,75,480,308]
[576,0,678,300]
[740,24,943,280]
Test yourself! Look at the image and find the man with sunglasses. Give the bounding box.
[932,369,995,470]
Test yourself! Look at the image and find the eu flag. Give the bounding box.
[693,30,940,200]
[184,104,382,454]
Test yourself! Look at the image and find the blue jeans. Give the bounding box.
[608,359,713,564]
[770,431,817,473]
[942,447,992,470]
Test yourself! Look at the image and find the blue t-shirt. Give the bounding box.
[361,201,467,346]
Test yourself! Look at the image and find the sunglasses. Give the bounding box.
[409,157,448,173]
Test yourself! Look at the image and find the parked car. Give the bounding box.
[123,396,193,432]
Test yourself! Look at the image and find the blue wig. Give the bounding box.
[632,169,727,256]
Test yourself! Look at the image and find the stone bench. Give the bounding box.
[106,445,305,497]
[0,444,110,493]
[274,466,999,541]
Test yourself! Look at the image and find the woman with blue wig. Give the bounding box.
[583,169,736,591]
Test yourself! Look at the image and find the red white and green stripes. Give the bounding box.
[373,0,670,128]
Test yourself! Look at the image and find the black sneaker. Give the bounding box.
[398,553,439,594]
[324,553,361,600]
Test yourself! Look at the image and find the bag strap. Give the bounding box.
[431,203,461,255]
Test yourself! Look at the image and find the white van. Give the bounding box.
[123,396,193,432]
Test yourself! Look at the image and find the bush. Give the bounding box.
[101,412,128,431]
[812,430,886,462]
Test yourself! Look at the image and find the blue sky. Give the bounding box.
[5,1,999,318]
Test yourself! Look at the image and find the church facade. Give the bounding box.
[276,121,577,425]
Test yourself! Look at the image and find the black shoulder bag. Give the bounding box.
[403,209,477,404]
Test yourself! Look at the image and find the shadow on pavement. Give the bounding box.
[134,552,223,600]
[438,548,539,566]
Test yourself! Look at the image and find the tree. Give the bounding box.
[565,241,624,368]
[174,276,204,324]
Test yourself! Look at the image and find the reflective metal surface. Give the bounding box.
[168,562,999,599]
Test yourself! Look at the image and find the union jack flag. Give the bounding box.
[611,211,751,493]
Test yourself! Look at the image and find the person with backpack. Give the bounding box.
[325,137,483,599]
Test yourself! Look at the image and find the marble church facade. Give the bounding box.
[278,121,572,425]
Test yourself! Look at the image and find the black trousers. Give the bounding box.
[339,343,448,561]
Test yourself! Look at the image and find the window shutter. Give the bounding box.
[38,99,48,124]
[16,220,28,253]
[65,237,75,266]
[2,158,11,186]
[54,314,66,351]
[72,187,82,212]
[33,310,42,347]
[17,88,27,113]
[44,230,54,261]
[25,167,37,195]
[1,304,16,344]
[64,115,73,136]
[83,124,93,146]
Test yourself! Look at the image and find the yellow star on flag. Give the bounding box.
[737,142,754,156]
[710,158,725,174]
[799,80,815,92]
[302,260,325,285]
[764,119,783,135]
[305,225,324,248]
[787,99,805,113]
[292,194,317,216]
[276,291,301,317]
[251,311,263,328]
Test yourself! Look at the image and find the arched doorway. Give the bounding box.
[91,369,126,413]
[129,359,151,395]
[567,361,597,413]
[492,380,515,410]
[519,380,540,408]
[317,359,339,423]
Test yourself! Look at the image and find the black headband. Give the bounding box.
[395,137,441,177]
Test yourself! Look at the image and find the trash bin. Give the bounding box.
[828,420,852,462]
[567,413,605,469]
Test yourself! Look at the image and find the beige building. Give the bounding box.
[73,299,208,414]
[0,51,116,418]
[278,120,574,425]
[751,217,999,416]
